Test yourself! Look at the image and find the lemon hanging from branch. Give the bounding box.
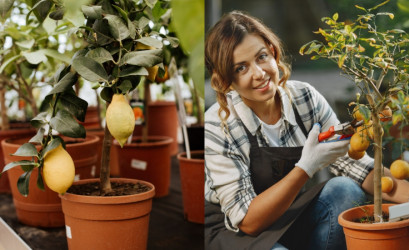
[43,144,75,194]
[106,94,135,147]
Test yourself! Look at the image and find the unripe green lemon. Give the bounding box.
[43,144,75,194]
[106,94,135,147]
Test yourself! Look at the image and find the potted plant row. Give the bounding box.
[301,0,409,248]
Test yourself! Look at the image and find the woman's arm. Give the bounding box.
[361,168,409,203]
[238,167,309,236]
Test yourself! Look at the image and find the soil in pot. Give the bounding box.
[67,181,151,196]
[60,178,155,250]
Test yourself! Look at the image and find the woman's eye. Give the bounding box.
[235,65,246,73]
[258,53,268,61]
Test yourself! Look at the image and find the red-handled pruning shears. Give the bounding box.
[318,119,364,142]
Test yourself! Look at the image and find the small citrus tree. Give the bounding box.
[1,0,178,196]
[300,0,409,222]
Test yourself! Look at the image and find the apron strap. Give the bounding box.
[291,101,309,138]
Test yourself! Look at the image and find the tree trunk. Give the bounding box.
[99,102,112,195]
[0,82,9,130]
[367,94,382,222]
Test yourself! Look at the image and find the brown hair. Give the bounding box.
[205,11,291,127]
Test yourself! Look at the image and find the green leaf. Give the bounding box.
[72,57,109,82]
[338,54,347,68]
[100,87,114,103]
[48,72,78,95]
[368,0,390,12]
[86,48,114,64]
[355,5,367,12]
[188,38,204,99]
[50,109,86,138]
[137,37,163,49]
[145,0,158,8]
[333,13,339,21]
[117,80,132,93]
[0,54,21,74]
[59,92,88,122]
[15,39,35,50]
[1,160,37,175]
[104,14,130,41]
[120,49,163,67]
[119,66,148,77]
[81,5,102,19]
[171,0,204,53]
[0,0,14,18]
[17,171,32,197]
[12,143,38,157]
[37,170,45,190]
[43,49,71,64]
[41,137,63,157]
[31,112,49,128]
[29,128,46,144]
[49,8,64,20]
[22,50,47,65]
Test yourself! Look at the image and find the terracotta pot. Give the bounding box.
[1,135,99,227]
[60,178,155,250]
[133,101,179,155]
[0,127,36,193]
[113,136,173,197]
[87,128,120,177]
[177,150,204,224]
[338,204,409,250]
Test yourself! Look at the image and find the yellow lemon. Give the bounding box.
[348,148,365,160]
[106,94,135,147]
[390,159,409,180]
[43,144,75,194]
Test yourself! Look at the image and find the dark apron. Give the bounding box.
[205,104,327,250]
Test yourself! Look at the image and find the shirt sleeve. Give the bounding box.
[205,116,256,232]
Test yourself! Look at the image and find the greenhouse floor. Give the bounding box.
[0,146,204,250]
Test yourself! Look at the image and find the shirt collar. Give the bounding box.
[229,85,298,136]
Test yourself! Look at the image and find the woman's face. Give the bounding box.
[230,34,280,106]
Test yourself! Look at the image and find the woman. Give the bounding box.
[205,11,409,250]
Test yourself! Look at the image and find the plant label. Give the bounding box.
[131,159,147,171]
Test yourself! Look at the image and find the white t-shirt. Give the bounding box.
[259,117,282,146]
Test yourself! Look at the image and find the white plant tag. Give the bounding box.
[74,174,80,181]
[66,225,72,239]
[131,159,147,171]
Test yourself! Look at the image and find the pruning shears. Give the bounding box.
[318,119,364,142]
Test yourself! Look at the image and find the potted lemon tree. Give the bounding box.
[2,0,178,248]
[300,0,409,248]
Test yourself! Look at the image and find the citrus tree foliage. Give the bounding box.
[1,0,177,196]
[300,0,409,222]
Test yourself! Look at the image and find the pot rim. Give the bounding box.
[1,134,100,148]
[177,150,204,163]
[112,135,173,147]
[59,178,155,204]
[338,203,409,230]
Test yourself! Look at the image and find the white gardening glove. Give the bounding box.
[296,123,350,178]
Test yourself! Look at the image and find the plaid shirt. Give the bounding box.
[205,80,374,232]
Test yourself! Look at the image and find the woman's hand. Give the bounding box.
[296,123,350,178]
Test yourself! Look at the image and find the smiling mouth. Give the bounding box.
[254,78,270,89]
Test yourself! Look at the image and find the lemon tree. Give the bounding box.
[300,0,409,222]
